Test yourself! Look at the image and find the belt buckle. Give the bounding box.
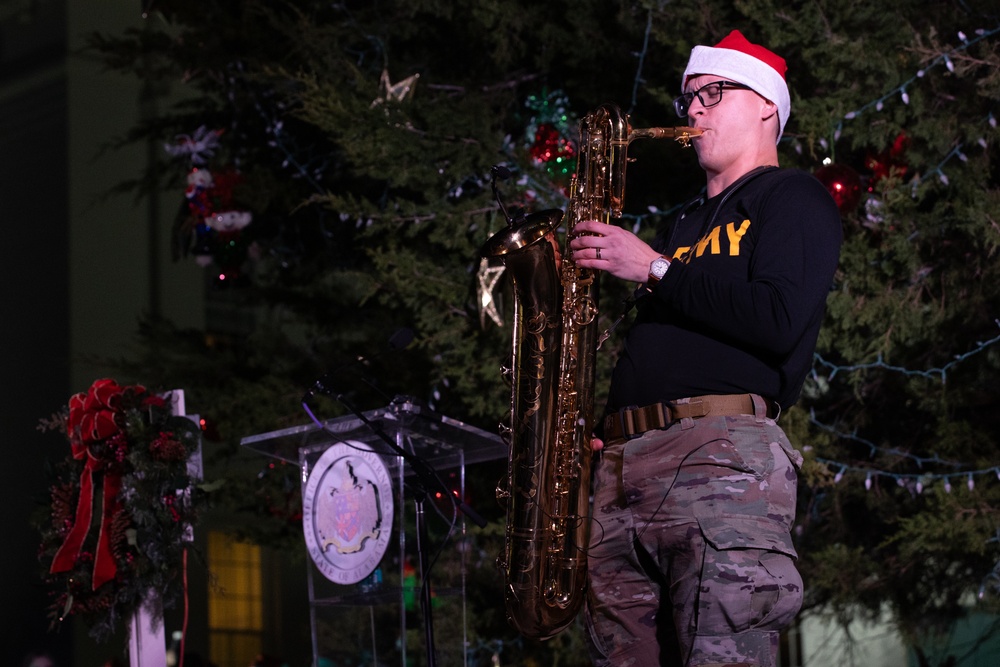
[617,405,640,440]
[684,397,708,419]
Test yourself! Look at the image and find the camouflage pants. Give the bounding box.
[586,397,803,666]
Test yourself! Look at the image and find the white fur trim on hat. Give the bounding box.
[683,37,790,142]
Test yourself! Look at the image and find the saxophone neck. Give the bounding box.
[628,126,703,147]
[576,105,703,220]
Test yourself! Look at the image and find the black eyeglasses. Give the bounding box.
[673,80,753,118]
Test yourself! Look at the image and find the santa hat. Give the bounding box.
[683,30,790,141]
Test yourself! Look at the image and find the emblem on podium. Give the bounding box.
[302,440,394,584]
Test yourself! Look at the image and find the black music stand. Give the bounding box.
[241,396,506,667]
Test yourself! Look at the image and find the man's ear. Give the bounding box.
[760,98,778,122]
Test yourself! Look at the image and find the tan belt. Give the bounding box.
[603,394,778,443]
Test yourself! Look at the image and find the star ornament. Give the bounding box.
[371,70,420,107]
[478,258,505,328]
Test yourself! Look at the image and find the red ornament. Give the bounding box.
[815,163,862,215]
[530,122,575,165]
[866,132,910,187]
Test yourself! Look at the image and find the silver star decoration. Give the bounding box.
[371,70,420,108]
[478,258,505,327]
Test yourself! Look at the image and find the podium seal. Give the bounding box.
[302,440,394,584]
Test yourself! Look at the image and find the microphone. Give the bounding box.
[491,164,512,181]
[301,327,489,535]
[491,164,515,224]
[303,327,415,402]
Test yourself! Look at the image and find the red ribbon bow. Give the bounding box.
[49,379,138,590]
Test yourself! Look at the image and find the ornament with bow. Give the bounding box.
[49,379,135,590]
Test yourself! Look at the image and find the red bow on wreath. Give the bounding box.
[49,379,136,590]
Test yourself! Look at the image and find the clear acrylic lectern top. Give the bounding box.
[240,394,506,474]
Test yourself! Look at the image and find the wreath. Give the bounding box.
[36,378,203,641]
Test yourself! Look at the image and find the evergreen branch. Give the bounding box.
[824,24,1000,179]
[807,320,1000,481]
[628,7,654,115]
[249,92,328,193]
[840,25,1000,124]
[921,142,968,188]
[913,112,997,191]
[808,411,968,469]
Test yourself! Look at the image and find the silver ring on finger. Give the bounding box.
[596,247,602,260]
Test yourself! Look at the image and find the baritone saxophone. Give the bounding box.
[480,103,700,640]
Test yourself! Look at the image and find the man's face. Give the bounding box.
[683,74,769,172]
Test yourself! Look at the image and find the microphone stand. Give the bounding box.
[328,392,486,667]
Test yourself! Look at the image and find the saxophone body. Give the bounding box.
[480,103,700,640]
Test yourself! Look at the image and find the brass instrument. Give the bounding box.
[481,103,700,640]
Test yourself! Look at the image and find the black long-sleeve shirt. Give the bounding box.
[606,168,842,412]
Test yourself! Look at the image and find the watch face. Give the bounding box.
[650,257,670,279]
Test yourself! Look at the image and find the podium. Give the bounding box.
[241,395,506,667]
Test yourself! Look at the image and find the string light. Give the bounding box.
[811,458,1000,497]
[840,25,1000,123]
[809,412,968,469]
[833,24,1000,194]
[814,319,1000,382]
[809,318,999,494]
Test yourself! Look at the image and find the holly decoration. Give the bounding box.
[36,379,202,641]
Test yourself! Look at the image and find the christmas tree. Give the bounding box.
[85,0,1000,663]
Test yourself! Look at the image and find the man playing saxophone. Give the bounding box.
[569,30,842,667]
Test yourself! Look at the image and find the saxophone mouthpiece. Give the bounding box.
[673,126,703,148]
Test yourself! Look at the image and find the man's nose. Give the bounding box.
[688,95,707,114]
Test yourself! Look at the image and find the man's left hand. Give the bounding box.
[569,219,662,283]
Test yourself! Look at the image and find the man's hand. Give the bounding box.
[569,220,662,283]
